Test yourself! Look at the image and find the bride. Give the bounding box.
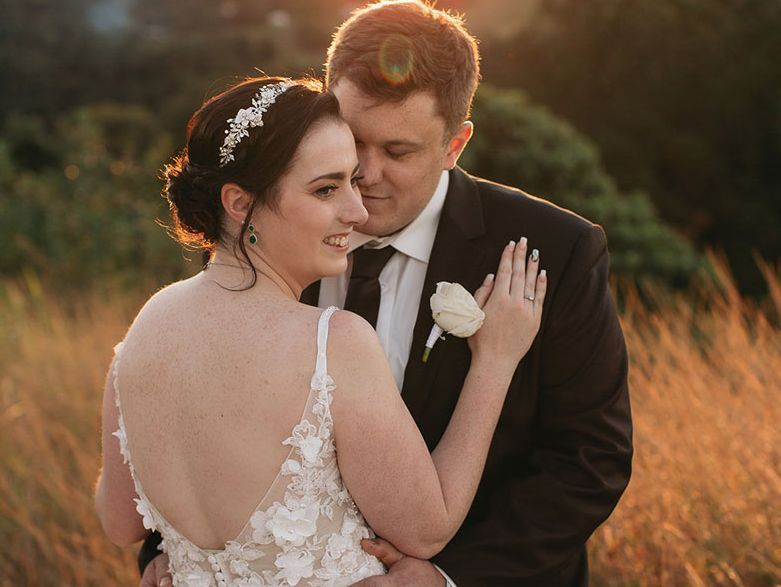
[95,77,547,586]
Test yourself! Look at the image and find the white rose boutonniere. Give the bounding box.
[423,281,485,362]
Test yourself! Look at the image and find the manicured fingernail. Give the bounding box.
[531,248,539,262]
[520,236,528,247]
[540,269,547,279]
[160,578,172,587]
[509,240,516,247]
[487,273,495,282]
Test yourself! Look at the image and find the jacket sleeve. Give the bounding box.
[138,530,163,575]
[433,225,633,586]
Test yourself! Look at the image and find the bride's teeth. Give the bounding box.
[324,236,348,247]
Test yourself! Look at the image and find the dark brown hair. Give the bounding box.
[162,76,341,283]
[325,0,480,136]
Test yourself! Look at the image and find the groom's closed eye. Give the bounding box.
[385,148,414,160]
[382,139,421,160]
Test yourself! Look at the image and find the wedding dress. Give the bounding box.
[112,306,386,586]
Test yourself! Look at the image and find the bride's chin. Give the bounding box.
[304,253,347,287]
[314,256,349,280]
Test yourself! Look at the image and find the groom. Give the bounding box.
[140,1,632,585]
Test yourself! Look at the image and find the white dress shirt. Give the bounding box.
[319,171,449,390]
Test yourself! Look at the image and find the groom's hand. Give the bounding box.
[139,553,172,587]
[350,538,446,586]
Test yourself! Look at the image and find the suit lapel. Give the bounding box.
[401,168,487,421]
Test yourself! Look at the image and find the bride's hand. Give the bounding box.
[469,238,547,371]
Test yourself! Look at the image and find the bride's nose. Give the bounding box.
[343,185,369,227]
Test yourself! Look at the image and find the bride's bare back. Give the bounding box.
[118,273,323,548]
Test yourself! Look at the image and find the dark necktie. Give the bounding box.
[344,245,396,328]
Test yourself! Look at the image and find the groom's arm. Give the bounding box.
[432,225,633,585]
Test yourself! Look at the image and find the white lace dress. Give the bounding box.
[112,307,386,586]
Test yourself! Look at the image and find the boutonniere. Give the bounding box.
[422,282,486,362]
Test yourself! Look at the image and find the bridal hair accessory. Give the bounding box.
[218,81,295,167]
[422,282,485,362]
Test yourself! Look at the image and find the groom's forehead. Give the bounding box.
[333,80,445,140]
[347,110,444,148]
[334,79,430,111]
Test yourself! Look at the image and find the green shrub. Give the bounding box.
[460,85,701,284]
[0,106,190,287]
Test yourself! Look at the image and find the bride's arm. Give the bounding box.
[95,360,150,546]
[331,240,546,560]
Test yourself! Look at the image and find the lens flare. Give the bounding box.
[378,34,415,85]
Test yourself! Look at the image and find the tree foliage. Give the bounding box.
[2,0,775,291]
[461,86,700,283]
[482,0,781,292]
[0,106,185,286]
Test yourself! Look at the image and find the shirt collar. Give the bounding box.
[348,170,449,263]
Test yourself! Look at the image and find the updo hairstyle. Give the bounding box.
[162,76,341,279]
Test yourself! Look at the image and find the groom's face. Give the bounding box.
[331,80,456,237]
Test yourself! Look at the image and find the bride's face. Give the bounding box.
[255,118,367,287]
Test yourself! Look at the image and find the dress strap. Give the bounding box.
[110,341,135,469]
[314,306,338,380]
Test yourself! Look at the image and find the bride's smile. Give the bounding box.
[241,118,367,294]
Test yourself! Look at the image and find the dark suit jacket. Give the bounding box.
[139,167,632,586]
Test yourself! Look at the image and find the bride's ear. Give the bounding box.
[221,182,253,225]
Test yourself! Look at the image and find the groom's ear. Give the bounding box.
[443,121,474,170]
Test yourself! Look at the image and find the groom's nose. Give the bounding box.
[356,149,382,190]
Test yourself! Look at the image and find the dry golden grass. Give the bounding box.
[0,274,145,585]
[591,259,781,587]
[0,261,779,586]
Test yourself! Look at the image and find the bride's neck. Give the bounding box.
[204,246,302,301]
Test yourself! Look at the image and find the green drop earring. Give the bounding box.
[248,223,257,245]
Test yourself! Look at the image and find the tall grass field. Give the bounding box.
[1,261,779,586]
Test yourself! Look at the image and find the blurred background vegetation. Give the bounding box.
[2,3,780,584]
[1,0,779,293]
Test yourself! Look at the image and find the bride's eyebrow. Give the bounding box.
[307,163,361,184]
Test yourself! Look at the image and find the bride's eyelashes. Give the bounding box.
[313,175,363,198]
[314,184,339,198]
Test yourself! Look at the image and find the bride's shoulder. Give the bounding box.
[328,310,380,347]
[132,274,196,307]
[147,273,202,304]
[123,275,202,337]
[326,310,389,377]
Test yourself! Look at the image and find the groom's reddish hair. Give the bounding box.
[325,0,480,136]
